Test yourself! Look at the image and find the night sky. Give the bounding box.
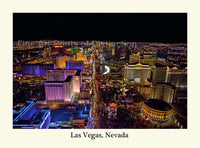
[13,13,187,43]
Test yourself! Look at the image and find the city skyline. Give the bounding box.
[13,40,187,129]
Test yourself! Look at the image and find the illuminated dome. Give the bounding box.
[142,99,172,122]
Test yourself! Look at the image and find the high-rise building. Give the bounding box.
[45,75,74,102]
[152,63,167,82]
[165,66,187,88]
[45,69,81,102]
[46,69,77,81]
[137,84,152,98]
[124,63,151,83]
[75,51,88,64]
[150,83,175,104]
[55,51,87,70]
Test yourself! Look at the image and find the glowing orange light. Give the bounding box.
[109,103,116,107]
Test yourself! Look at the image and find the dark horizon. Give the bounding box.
[13,13,187,43]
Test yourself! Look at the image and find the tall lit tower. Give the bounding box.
[124,63,151,83]
[44,69,81,102]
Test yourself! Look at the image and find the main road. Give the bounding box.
[91,50,104,128]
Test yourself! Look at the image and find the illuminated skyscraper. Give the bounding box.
[150,83,175,104]
[137,84,152,98]
[165,66,187,88]
[152,63,167,82]
[45,76,74,102]
[124,63,151,83]
[55,51,87,70]
[45,70,81,102]
[46,69,77,81]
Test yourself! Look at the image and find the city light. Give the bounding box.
[103,65,110,75]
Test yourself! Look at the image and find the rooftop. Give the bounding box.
[64,75,73,82]
[75,70,81,76]
[144,99,172,111]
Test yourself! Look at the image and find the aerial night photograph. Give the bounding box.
[13,13,187,129]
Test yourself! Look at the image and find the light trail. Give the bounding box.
[103,65,110,75]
